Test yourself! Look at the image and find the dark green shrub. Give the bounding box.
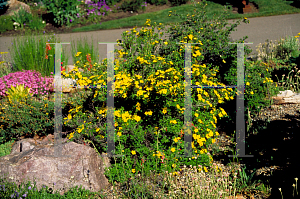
[28,15,46,31]
[148,0,167,6]
[0,15,14,33]
[168,0,188,7]
[105,0,122,6]
[0,97,55,144]
[41,0,81,26]
[17,0,42,6]
[119,0,144,12]
[287,50,300,67]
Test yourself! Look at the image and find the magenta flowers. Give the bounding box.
[0,69,54,98]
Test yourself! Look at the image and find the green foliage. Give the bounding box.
[157,0,254,121]
[0,52,12,79]
[0,177,100,198]
[105,0,122,6]
[168,0,188,7]
[0,139,14,157]
[119,0,144,12]
[256,36,300,63]
[9,33,69,78]
[41,0,81,26]
[0,15,13,33]
[148,0,167,6]
[70,35,100,73]
[10,6,33,30]
[287,50,300,68]
[17,0,40,4]
[275,36,300,61]
[27,15,46,31]
[243,60,280,120]
[0,97,55,145]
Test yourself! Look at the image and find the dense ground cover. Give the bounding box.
[0,0,300,198]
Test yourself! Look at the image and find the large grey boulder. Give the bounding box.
[0,137,110,195]
[2,0,32,16]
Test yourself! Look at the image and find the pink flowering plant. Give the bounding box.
[0,69,53,100]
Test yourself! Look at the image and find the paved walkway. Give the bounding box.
[0,13,300,66]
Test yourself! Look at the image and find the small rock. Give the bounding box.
[271,90,300,105]
[276,90,295,98]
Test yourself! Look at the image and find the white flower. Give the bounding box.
[13,22,20,26]
[130,11,133,13]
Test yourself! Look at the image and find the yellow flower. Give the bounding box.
[164,42,168,45]
[172,164,176,168]
[133,115,141,122]
[162,107,167,114]
[194,113,199,117]
[246,82,250,86]
[170,120,177,124]
[203,166,208,172]
[171,148,176,152]
[67,114,72,120]
[174,137,181,143]
[131,150,136,155]
[136,102,141,111]
[117,132,122,137]
[188,34,194,40]
[145,110,153,116]
[250,91,254,95]
[68,132,74,139]
[132,169,136,173]
[193,50,201,57]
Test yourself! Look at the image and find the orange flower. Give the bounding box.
[45,43,51,59]
[86,54,93,71]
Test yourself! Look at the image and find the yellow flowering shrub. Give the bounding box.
[60,0,274,184]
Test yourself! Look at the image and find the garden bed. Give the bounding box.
[0,1,300,198]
